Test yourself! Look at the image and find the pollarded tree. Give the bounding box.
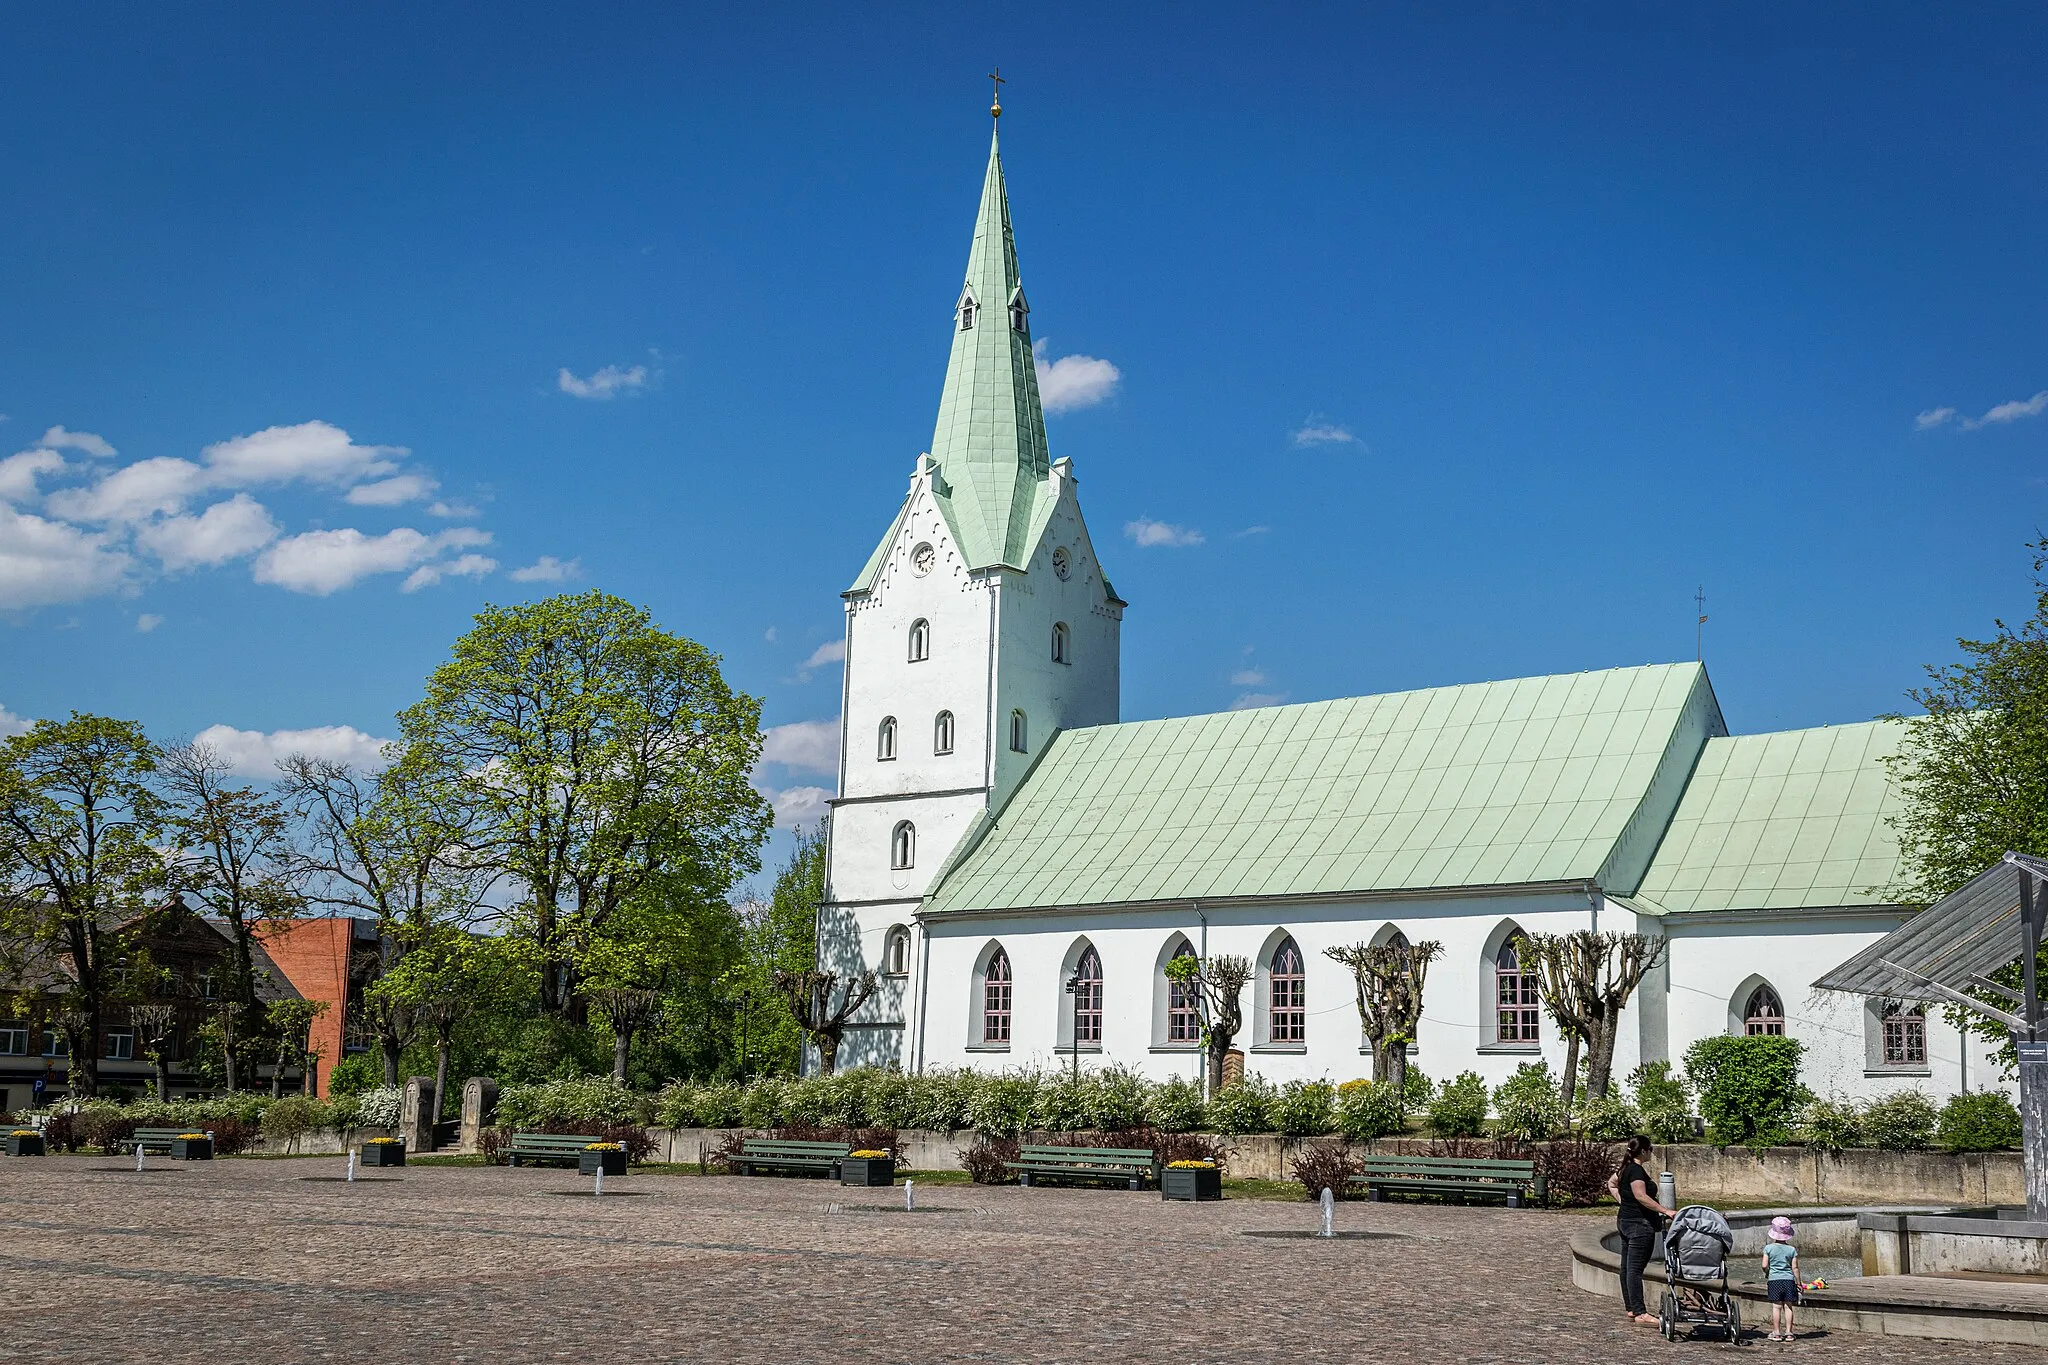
[1163,953,1255,1096]
[1516,930,1665,1102]
[0,715,170,1098]
[775,968,876,1076]
[1325,936,1443,1096]
[588,987,664,1084]
[394,591,773,1018]
[131,1002,180,1102]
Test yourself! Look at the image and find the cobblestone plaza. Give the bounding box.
[9,1160,2048,1363]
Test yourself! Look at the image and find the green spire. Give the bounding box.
[927,127,1052,570]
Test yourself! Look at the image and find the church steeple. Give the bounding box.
[927,127,1052,571]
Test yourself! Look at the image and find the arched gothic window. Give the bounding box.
[1883,1000,1926,1065]
[1167,943,1200,1042]
[1051,622,1070,664]
[1495,938,1540,1043]
[934,710,955,755]
[1269,937,1305,1043]
[1072,945,1102,1045]
[1744,984,1785,1036]
[983,948,1011,1043]
[883,926,911,977]
[1009,709,1027,753]
[958,288,977,331]
[908,619,930,662]
[890,821,915,870]
[877,716,897,761]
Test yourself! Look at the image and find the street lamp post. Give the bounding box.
[1064,972,1081,1082]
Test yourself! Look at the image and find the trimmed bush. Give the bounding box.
[1426,1071,1489,1138]
[1860,1091,1938,1151]
[1084,1065,1151,1132]
[1272,1079,1336,1137]
[1794,1097,1862,1153]
[966,1072,1039,1137]
[1145,1075,1209,1133]
[736,1077,787,1129]
[1938,1091,2021,1152]
[1576,1093,1642,1142]
[259,1097,334,1149]
[1684,1034,1804,1148]
[1207,1076,1277,1135]
[496,1075,649,1130]
[1492,1063,1566,1142]
[353,1086,403,1130]
[1335,1079,1404,1141]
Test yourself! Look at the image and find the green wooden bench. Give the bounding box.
[506,1133,603,1168]
[1351,1154,1544,1207]
[117,1127,192,1155]
[733,1138,850,1178]
[1006,1144,1158,1190]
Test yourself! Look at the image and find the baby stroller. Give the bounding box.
[1658,1205,1742,1345]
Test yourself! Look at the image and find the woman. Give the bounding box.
[1610,1134,1678,1326]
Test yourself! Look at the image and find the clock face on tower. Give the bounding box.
[1052,546,1071,580]
[912,542,936,576]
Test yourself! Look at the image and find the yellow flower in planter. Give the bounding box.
[10,1130,37,1138]
[1166,1159,1216,1169]
[364,1137,402,1145]
[176,1133,207,1141]
[583,1142,624,1151]
[848,1150,890,1159]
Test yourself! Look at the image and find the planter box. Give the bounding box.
[6,1134,44,1156]
[841,1156,896,1187]
[172,1137,214,1161]
[1162,1166,1222,1202]
[360,1142,406,1167]
[579,1148,628,1176]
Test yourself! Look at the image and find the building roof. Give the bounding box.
[850,129,1054,593]
[1629,719,1907,915]
[922,662,1727,915]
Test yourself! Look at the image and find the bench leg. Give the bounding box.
[1128,1177,1140,1191]
[1020,1172,1032,1187]
[1507,1191,1523,1209]
[1368,1186,1384,1201]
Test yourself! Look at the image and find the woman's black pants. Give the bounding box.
[1618,1222,1657,1316]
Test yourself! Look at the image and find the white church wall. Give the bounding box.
[1662,910,2008,1103]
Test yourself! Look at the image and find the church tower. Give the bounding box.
[818,119,1125,1070]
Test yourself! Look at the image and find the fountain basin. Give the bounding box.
[1861,1209,2048,1277]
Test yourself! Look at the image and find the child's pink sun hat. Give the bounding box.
[1768,1216,1795,1242]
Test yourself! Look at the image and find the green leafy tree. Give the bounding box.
[729,823,827,1076]
[0,715,170,1098]
[263,998,328,1098]
[394,591,771,1018]
[1685,1034,1805,1149]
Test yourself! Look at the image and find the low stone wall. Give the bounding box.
[644,1128,2022,1203]
[252,1126,395,1156]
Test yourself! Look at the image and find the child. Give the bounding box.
[1763,1215,1799,1341]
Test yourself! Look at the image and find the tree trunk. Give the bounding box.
[815,1029,839,1077]
[271,1057,284,1099]
[611,1028,630,1086]
[433,1034,451,1123]
[1589,1009,1619,1100]
[66,1017,99,1099]
[154,1055,169,1103]
[380,1034,402,1088]
[1208,1036,1230,1095]
[1560,1030,1581,1112]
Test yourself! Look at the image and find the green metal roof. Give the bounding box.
[922,662,1727,915]
[1630,719,1906,915]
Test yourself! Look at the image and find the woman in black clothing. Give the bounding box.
[1610,1134,1678,1325]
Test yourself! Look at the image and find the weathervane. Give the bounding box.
[1695,585,1708,663]
[989,68,1005,120]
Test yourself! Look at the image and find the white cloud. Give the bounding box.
[428,500,480,519]
[1230,669,1268,687]
[763,626,778,643]
[0,703,32,737]
[191,722,393,776]
[253,526,491,596]
[796,639,846,680]
[767,784,832,829]
[558,364,648,399]
[509,554,580,583]
[401,552,497,593]
[1230,692,1285,710]
[0,448,67,503]
[1918,390,2048,431]
[1232,525,1271,539]
[47,456,207,523]
[1125,518,1204,548]
[1292,421,1360,446]
[201,420,402,488]
[1033,340,1121,414]
[345,472,438,506]
[135,494,281,571]
[0,506,132,608]
[38,426,116,459]
[136,614,162,633]
[762,718,840,775]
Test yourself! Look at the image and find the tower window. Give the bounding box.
[934,710,955,755]
[891,821,916,870]
[1010,299,1029,333]
[1009,709,1027,753]
[1051,622,1069,664]
[877,716,897,762]
[908,619,930,662]
[957,289,978,331]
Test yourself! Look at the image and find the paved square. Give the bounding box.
[5,1159,2044,1363]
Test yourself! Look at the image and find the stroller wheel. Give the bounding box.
[1660,1291,1676,1341]
[1726,1296,1742,1346]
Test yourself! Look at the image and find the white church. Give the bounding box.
[816,121,2001,1105]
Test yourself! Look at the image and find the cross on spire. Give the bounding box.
[988,68,1005,119]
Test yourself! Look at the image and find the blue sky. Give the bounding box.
[4,4,2045,874]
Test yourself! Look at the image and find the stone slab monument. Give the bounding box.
[460,1076,499,1154]
[401,1075,437,1153]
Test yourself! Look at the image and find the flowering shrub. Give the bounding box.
[1335,1080,1404,1140]
[849,1149,890,1159]
[1271,1079,1336,1137]
[350,1087,403,1130]
[1165,1158,1215,1169]
[1206,1076,1277,1135]
[1145,1075,1209,1133]
[176,1132,207,1140]
[496,1076,650,1129]
[364,1136,402,1145]
[583,1142,624,1151]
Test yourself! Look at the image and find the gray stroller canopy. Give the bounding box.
[1666,1205,1733,1282]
